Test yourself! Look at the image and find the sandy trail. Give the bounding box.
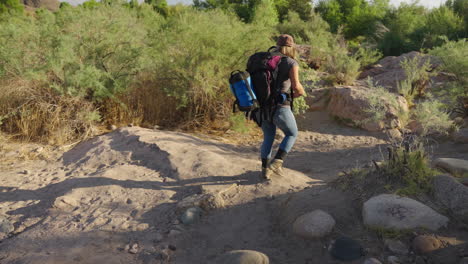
[0,111,465,264]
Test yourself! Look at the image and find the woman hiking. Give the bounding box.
[261,34,305,180]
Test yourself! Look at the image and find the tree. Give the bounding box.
[424,6,464,47]
[145,0,168,17]
[315,0,343,32]
[252,0,278,28]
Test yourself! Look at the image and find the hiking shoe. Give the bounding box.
[261,167,272,181]
[269,159,284,177]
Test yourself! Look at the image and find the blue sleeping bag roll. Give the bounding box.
[229,70,258,112]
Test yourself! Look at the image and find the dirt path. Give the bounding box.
[0,111,465,264]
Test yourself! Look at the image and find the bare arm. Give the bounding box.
[290,65,305,98]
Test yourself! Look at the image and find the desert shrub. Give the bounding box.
[429,39,468,89]
[319,35,361,85]
[0,5,153,142]
[143,8,273,128]
[353,46,383,68]
[399,54,437,101]
[411,98,454,136]
[397,79,415,107]
[381,141,440,195]
[0,79,98,144]
[362,78,409,128]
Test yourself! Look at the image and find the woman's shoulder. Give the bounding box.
[283,56,298,67]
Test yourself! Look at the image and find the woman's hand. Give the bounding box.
[290,65,305,98]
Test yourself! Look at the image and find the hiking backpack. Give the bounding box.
[246,46,292,126]
[229,47,293,126]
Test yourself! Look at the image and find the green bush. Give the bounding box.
[429,39,468,89]
[361,78,408,128]
[424,6,464,48]
[0,0,23,15]
[382,141,440,195]
[144,8,273,125]
[377,3,428,56]
[399,54,436,101]
[411,98,454,136]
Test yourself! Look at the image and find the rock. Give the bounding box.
[327,86,408,132]
[384,239,409,255]
[414,256,426,264]
[329,237,365,261]
[363,257,382,264]
[0,217,14,234]
[177,193,225,211]
[362,194,449,231]
[216,250,269,264]
[434,158,468,175]
[127,242,139,254]
[22,0,59,11]
[305,88,331,111]
[180,207,203,225]
[168,229,182,237]
[453,128,468,143]
[386,129,403,141]
[358,51,442,92]
[292,210,335,238]
[154,232,164,242]
[433,175,468,221]
[412,235,441,254]
[387,255,400,264]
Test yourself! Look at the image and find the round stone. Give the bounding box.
[412,235,441,254]
[363,257,383,264]
[180,207,203,225]
[292,210,335,238]
[216,250,269,264]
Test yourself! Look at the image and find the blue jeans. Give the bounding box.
[260,107,298,159]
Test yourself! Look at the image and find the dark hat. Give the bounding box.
[276,34,295,47]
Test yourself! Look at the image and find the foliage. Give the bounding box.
[399,54,437,101]
[429,39,468,89]
[144,0,168,16]
[315,0,390,39]
[424,6,464,48]
[381,141,440,195]
[362,78,408,128]
[411,98,454,136]
[252,0,278,28]
[0,0,23,15]
[353,46,383,68]
[377,3,428,56]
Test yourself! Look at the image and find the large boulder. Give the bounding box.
[434,158,468,175]
[362,194,449,231]
[22,0,59,11]
[215,250,269,264]
[358,51,446,92]
[327,86,408,131]
[433,175,468,221]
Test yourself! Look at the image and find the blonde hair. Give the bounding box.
[278,46,297,59]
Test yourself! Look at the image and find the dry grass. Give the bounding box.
[0,78,98,145]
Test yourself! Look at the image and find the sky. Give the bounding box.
[65,0,446,9]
